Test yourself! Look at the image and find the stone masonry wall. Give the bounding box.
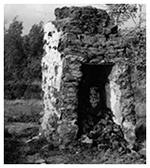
[41,6,136,148]
[41,22,63,142]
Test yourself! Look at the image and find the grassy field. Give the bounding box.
[4,99,43,163]
[4,99,146,164]
[4,99,43,123]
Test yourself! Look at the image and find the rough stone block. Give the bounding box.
[41,6,137,150]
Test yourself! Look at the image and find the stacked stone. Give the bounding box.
[41,22,63,142]
[52,6,124,63]
[90,108,128,151]
[118,65,136,147]
[41,6,136,148]
[108,63,136,148]
[52,6,124,146]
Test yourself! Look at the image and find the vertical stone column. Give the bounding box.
[41,22,63,143]
[119,65,136,148]
[108,64,123,125]
[108,63,136,148]
[57,55,84,148]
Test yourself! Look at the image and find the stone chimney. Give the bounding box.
[41,6,136,149]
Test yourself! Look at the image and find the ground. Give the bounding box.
[4,99,146,164]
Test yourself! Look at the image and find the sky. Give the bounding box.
[4,4,107,34]
[4,4,146,35]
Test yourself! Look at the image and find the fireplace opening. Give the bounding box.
[77,63,114,138]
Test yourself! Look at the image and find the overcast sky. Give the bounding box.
[4,4,146,35]
[4,4,106,34]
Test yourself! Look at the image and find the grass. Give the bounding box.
[4,99,43,123]
[4,99,43,163]
[4,99,146,164]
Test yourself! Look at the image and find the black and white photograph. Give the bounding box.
[3,1,146,164]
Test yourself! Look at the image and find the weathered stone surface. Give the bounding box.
[55,7,70,20]
[54,6,114,38]
[57,120,78,148]
[108,64,136,148]
[41,22,64,142]
[54,6,110,25]
[41,6,136,149]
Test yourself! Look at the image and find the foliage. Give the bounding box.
[4,17,25,82]
[137,4,146,29]
[120,26,146,110]
[4,9,146,100]
[4,17,44,99]
[123,27,146,83]
[23,22,44,83]
[106,4,138,26]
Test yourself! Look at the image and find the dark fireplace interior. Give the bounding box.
[77,63,114,138]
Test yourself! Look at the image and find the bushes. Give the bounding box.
[4,18,44,100]
[4,82,42,100]
[4,81,27,100]
[23,84,42,99]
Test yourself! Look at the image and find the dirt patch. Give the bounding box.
[4,99,146,164]
[4,131,146,164]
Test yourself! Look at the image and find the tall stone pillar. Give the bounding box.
[41,22,63,144]
[108,63,136,148]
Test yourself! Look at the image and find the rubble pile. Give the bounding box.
[80,108,128,151]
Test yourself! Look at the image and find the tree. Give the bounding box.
[120,25,146,105]
[106,4,146,90]
[4,17,28,99]
[106,4,138,26]
[23,21,44,83]
[4,16,25,82]
[137,4,146,29]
